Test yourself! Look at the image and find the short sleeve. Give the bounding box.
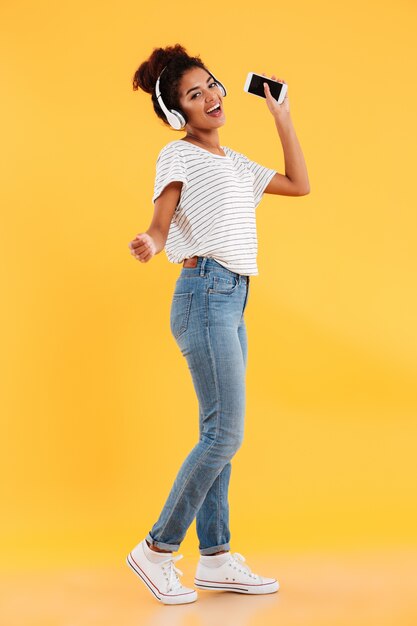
[152,143,187,204]
[240,153,277,208]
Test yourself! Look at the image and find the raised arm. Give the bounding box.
[262,74,310,197]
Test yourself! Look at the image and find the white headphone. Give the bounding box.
[155,65,227,130]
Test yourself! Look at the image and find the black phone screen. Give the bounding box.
[248,74,283,100]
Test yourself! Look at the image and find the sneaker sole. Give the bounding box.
[194,578,279,594]
[126,553,197,605]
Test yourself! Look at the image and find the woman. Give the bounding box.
[126,44,310,605]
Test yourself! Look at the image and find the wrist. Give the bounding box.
[146,228,165,255]
[274,114,294,136]
[273,112,292,126]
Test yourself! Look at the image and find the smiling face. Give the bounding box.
[177,66,226,130]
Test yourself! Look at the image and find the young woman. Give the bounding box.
[126,44,310,605]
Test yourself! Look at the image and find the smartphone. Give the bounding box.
[244,72,287,104]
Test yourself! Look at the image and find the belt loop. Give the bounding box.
[200,256,208,276]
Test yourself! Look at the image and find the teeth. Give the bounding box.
[207,103,220,113]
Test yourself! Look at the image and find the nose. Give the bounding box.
[206,92,218,104]
[206,85,220,100]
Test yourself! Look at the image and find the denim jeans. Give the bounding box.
[146,256,251,555]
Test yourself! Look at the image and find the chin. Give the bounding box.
[200,112,226,128]
[211,117,226,128]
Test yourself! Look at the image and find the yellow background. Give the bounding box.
[1,0,416,573]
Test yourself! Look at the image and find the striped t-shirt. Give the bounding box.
[152,139,277,276]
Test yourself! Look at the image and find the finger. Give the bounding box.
[130,235,145,247]
[131,239,148,250]
[141,250,153,262]
[138,249,151,262]
[131,246,147,260]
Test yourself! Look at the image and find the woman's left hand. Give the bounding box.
[262,73,290,120]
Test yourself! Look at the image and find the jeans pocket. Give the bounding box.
[242,278,250,314]
[170,292,193,340]
[209,274,240,295]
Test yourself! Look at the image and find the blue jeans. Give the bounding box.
[146,256,251,555]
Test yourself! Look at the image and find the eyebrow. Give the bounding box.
[185,75,213,97]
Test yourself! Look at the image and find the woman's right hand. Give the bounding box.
[128,232,156,263]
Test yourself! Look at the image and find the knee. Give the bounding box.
[216,432,244,459]
[229,437,243,457]
[200,423,244,459]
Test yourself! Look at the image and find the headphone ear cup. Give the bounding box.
[155,68,187,130]
[210,73,227,98]
[217,81,227,97]
[167,109,186,130]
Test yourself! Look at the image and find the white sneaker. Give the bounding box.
[194,551,280,595]
[126,539,197,605]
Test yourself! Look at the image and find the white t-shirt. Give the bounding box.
[152,139,277,276]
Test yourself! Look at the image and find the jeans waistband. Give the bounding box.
[182,256,250,284]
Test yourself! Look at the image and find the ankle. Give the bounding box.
[146,539,172,553]
[204,550,228,556]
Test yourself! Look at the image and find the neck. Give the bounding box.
[183,128,221,150]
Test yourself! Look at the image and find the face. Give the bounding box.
[177,67,225,130]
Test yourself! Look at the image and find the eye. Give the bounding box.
[191,82,218,99]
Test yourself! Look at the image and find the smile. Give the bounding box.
[206,103,222,117]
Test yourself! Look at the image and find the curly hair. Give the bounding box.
[132,44,211,129]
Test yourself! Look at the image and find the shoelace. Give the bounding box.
[228,552,260,580]
[159,553,184,592]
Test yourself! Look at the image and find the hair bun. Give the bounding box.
[133,44,189,93]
